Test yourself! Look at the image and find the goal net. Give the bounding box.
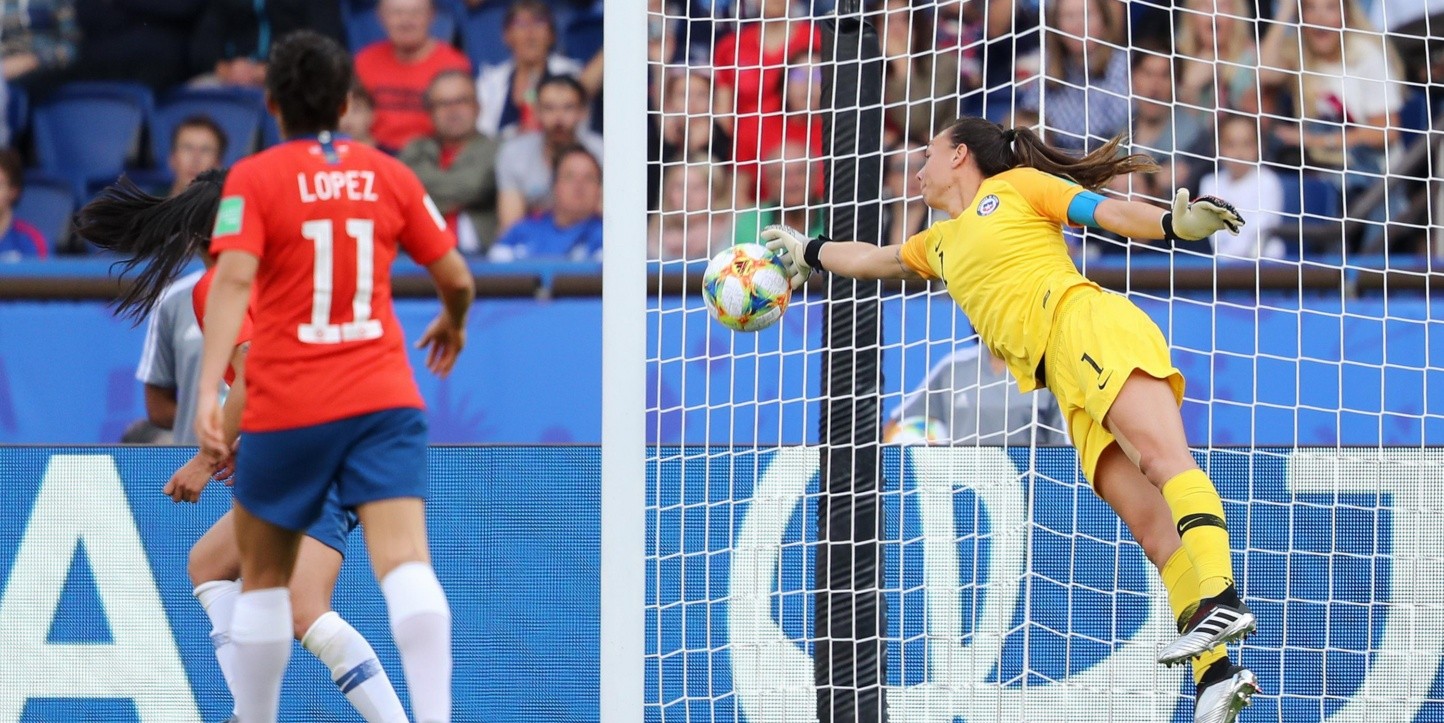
[637,0,1444,720]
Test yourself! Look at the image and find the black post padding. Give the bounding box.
[816,7,887,723]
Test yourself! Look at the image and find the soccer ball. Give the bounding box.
[702,243,792,332]
[883,416,950,444]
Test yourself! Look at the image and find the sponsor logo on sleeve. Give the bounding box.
[213,197,244,236]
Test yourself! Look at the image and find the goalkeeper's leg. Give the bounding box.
[1094,447,1258,722]
[1103,373,1255,665]
[1166,546,1260,723]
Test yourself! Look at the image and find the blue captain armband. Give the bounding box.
[1066,190,1107,228]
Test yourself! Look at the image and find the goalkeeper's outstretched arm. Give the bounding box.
[817,241,924,281]
[761,224,923,287]
[1093,189,1245,243]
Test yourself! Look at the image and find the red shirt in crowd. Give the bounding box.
[354,40,472,152]
[712,20,822,169]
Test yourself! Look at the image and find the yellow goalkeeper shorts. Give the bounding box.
[1042,286,1186,484]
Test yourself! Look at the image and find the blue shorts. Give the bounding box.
[234,407,428,537]
[304,487,360,555]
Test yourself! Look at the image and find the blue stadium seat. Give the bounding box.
[32,83,150,199]
[1398,88,1431,149]
[151,88,265,171]
[562,11,603,63]
[1278,172,1302,218]
[6,83,27,142]
[462,2,511,69]
[50,81,155,122]
[346,4,459,52]
[260,111,282,149]
[1301,177,1341,219]
[15,173,74,253]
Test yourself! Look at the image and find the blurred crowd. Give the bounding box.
[0,0,605,264]
[647,0,1444,263]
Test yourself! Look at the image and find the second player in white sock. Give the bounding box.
[302,610,408,722]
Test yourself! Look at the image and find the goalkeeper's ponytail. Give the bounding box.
[943,117,1158,192]
[74,169,228,323]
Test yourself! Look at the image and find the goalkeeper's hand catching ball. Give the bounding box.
[1164,188,1246,241]
[760,224,813,290]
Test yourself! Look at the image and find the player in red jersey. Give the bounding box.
[78,171,412,722]
[194,31,474,723]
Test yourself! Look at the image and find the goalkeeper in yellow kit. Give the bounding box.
[764,117,1260,723]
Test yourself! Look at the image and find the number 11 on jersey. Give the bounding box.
[299,218,384,344]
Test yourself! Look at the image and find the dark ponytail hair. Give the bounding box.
[942,117,1158,191]
[75,169,228,322]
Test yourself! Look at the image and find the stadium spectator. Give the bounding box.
[1127,46,1208,204]
[881,0,964,146]
[339,82,378,147]
[1369,0,1444,85]
[920,0,1042,121]
[651,68,732,210]
[19,0,203,93]
[475,0,583,139]
[165,115,227,198]
[888,343,1066,446]
[657,69,729,165]
[189,0,345,88]
[779,49,824,157]
[1198,113,1286,259]
[0,148,47,261]
[401,69,500,255]
[734,140,822,245]
[354,0,472,153]
[1260,0,1402,175]
[495,75,603,235]
[712,0,821,179]
[490,145,602,261]
[1262,0,1404,251]
[1174,0,1261,116]
[649,0,723,66]
[649,160,734,261]
[648,0,679,68]
[1019,0,1129,151]
[884,148,931,247]
[1,0,79,83]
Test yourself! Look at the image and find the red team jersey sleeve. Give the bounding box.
[209,167,268,258]
[392,165,455,266]
[191,267,255,386]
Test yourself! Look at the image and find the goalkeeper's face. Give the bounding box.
[917,134,960,212]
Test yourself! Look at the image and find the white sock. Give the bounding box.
[381,562,452,723]
[302,611,408,723]
[194,579,242,708]
[230,587,293,723]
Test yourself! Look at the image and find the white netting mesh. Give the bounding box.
[642,0,1444,720]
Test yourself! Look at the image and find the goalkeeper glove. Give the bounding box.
[761,224,829,290]
[1162,188,1245,242]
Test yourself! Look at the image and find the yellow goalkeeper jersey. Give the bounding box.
[898,167,1101,393]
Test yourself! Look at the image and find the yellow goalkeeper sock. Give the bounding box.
[1161,547,1229,684]
[1162,469,1235,599]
